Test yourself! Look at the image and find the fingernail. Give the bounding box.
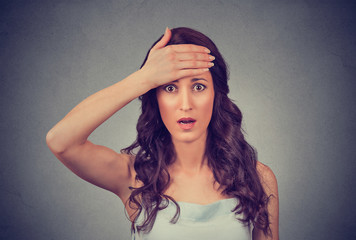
[209,55,215,60]
[205,48,211,53]
[208,62,214,67]
[203,68,209,72]
[165,27,169,34]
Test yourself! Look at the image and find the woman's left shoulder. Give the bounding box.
[255,161,279,239]
[256,161,278,196]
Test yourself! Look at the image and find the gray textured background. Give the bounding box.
[1,0,355,239]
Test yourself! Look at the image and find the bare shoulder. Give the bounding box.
[126,153,136,179]
[120,152,135,166]
[256,161,278,197]
[254,161,279,239]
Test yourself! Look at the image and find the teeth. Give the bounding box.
[179,120,194,124]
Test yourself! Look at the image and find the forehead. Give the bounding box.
[172,71,213,84]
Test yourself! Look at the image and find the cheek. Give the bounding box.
[157,95,175,126]
[196,93,215,121]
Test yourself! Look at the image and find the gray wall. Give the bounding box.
[1,0,355,239]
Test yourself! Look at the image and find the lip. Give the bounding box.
[177,117,196,130]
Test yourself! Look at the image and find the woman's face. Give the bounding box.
[156,71,215,144]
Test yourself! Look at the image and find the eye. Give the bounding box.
[164,85,177,93]
[193,83,206,92]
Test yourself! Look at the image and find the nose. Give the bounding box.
[179,88,192,111]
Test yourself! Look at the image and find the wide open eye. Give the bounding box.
[164,85,177,93]
[193,83,206,92]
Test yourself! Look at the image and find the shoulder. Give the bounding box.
[256,161,278,197]
[124,153,136,178]
[255,161,279,239]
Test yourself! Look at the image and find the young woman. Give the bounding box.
[46,27,279,240]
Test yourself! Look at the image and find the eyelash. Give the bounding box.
[164,85,177,93]
[163,83,206,93]
[193,83,206,92]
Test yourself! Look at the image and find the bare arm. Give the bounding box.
[46,71,150,200]
[46,28,214,202]
[253,161,279,240]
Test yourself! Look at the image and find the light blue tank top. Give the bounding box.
[132,198,252,240]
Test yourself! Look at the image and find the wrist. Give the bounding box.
[135,68,156,90]
[120,69,155,97]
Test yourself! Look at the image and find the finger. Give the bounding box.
[170,44,211,53]
[152,27,172,50]
[175,60,214,69]
[175,68,210,79]
[176,52,215,61]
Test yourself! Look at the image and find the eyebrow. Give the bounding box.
[172,78,208,83]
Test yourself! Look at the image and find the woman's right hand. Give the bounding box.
[139,27,215,89]
[46,27,215,206]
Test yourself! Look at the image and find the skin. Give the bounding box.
[46,27,279,239]
[156,72,214,145]
[156,71,226,204]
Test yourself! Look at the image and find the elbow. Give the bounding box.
[46,129,67,155]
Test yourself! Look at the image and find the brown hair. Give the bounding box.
[122,27,271,237]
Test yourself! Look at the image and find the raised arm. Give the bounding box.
[46,70,150,201]
[46,28,214,202]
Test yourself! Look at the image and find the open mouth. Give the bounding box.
[177,118,196,130]
[177,118,196,124]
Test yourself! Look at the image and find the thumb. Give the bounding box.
[152,27,171,50]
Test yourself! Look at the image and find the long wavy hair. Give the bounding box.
[122,27,271,236]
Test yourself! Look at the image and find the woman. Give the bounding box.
[46,27,279,240]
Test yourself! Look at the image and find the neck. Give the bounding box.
[171,133,208,173]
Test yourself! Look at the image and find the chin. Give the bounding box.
[171,130,207,144]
